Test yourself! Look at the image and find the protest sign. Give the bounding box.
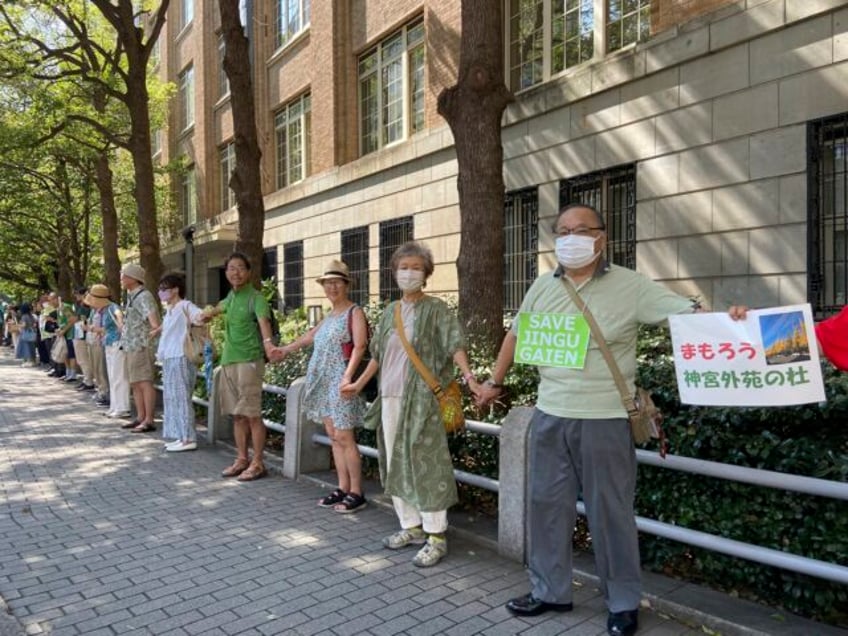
[514,312,590,368]
[668,304,825,406]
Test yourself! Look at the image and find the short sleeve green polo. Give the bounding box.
[219,286,270,365]
[512,264,695,419]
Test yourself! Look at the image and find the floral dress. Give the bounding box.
[303,306,365,430]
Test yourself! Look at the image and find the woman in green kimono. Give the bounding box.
[342,241,479,567]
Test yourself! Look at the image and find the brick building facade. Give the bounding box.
[153,0,848,317]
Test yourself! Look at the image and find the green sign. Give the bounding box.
[515,312,591,368]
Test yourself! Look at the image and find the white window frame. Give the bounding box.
[275,0,310,51]
[220,142,236,212]
[274,93,311,190]
[181,165,197,226]
[504,0,651,92]
[606,0,651,53]
[358,18,425,156]
[178,65,194,132]
[180,0,194,31]
[218,36,229,99]
[151,129,162,159]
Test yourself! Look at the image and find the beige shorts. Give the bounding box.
[219,361,265,418]
[126,348,154,384]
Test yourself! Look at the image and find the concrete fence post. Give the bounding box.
[206,366,232,444]
[283,377,331,479]
[498,406,534,563]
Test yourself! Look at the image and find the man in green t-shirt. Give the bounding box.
[205,252,281,482]
[476,204,700,636]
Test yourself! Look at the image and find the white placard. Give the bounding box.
[668,304,826,406]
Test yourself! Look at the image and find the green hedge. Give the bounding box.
[226,303,846,626]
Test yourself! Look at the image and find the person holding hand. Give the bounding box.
[278,260,368,513]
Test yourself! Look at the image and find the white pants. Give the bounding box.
[381,397,448,534]
[105,344,130,413]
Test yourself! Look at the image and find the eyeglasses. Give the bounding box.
[555,226,604,237]
[322,280,346,287]
[226,266,248,273]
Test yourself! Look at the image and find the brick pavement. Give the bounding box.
[0,349,830,636]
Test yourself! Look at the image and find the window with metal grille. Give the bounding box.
[342,226,370,307]
[808,113,848,317]
[559,164,636,269]
[379,217,414,301]
[504,187,539,312]
[262,247,280,311]
[283,241,303,313]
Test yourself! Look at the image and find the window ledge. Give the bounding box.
[177,123,195,140]
[175,20,193,43]
[267,26,310,66]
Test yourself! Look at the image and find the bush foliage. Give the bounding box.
[209,298,847,626]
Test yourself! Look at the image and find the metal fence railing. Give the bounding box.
[168,380,848,585]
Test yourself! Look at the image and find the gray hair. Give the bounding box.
[552,202,606,232]
[390,240,434,279]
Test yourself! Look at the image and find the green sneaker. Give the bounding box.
[412,535,448,567]
[382,527,426,550]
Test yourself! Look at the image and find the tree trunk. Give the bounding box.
[90,0,168,290]
[95,149,121,300]
[219,0,265,288]
[437,1,513,355]
[126,85,164,289]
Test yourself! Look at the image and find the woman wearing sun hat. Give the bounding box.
[82,284,112,405]
[84,284,131,418]
[278,260,369,513]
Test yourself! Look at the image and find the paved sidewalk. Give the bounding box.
[0,351,840,636]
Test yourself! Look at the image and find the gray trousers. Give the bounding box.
[527,409,641,612]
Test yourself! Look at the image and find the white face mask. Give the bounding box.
[555,234,601,269]
[395,269,425,292]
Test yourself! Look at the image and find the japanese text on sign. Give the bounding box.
[668,304,825,407]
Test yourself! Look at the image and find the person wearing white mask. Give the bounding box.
[475,204,700,636]
[341,240,479,568]
[152,272,206,451]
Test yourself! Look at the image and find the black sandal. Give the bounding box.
[318,488,346,508]
[130,423,156,433]
[333,493,367,514]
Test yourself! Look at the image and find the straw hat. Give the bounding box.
[316,260,351,284]
[121,263,146,283]
[83,284,112,309]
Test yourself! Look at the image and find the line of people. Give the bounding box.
[9,226,846,636]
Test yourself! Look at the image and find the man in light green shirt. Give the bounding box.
[206,253,280,482]
[477,204,698,636]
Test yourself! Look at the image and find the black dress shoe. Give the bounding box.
[607,609,638,636]
[505,593,573,617]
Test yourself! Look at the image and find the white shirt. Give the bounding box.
[157,299,205,360]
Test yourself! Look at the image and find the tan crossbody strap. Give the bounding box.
[393,302,443,396]
[560,278,638,417]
